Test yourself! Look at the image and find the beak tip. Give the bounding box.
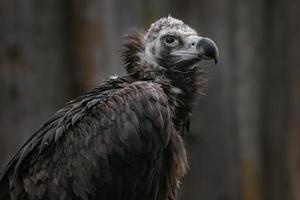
[214,49,219,65]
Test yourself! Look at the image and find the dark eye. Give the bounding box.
[164,36,177,46]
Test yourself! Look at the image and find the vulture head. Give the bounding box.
[123,16,219,80]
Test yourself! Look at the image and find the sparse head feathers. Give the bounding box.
[122,16,209,78]
[144,16,197,42]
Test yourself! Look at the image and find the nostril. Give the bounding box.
[191,42,195,46]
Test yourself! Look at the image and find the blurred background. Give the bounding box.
[0,0,300,199]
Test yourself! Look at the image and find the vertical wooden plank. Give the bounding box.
[71,0,111,90]
[260,0,291,199]
[286,0,300,200]
[230,0,264,199]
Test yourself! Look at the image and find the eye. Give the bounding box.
[164,35,177,47]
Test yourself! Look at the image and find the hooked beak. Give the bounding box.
[188,36,219,64]
[197,37,219,64]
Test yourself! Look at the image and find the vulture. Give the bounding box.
[0,16,219,200]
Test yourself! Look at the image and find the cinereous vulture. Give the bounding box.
[0,16,219,200]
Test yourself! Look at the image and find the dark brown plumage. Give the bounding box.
[0,16,218,200]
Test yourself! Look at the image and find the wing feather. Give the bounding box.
[0,79,173,200]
